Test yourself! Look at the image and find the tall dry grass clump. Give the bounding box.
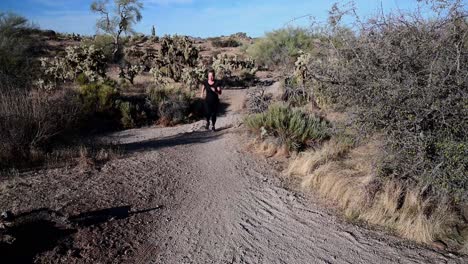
[0,89,84,167]
[286,137,457,244]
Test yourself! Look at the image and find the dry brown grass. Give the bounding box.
[286,136,460,245]
[247,138,290,159]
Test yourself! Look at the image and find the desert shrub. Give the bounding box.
[211,37,241,48]
[280,76,312,107]
[306,1,468,201]
[79,82,118,114]
[246,87,273,114]
[0,12,42,92]
[148,86,193,125]
[247,27,316,69]
[118,101,136,129]
[245,104,329,150]
[39,45,107,90]
[0,89,84,167]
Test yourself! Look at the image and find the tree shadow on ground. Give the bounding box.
[0,206,160,263]
[117,130,227,155]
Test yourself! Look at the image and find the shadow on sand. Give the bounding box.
[0,205,160,263]
[118,129,229,155]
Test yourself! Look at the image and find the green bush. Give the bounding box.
[247,27,316,69]
[82,34,115,62]
[0,12,41,92]
[245,104,329,150]
[119,101,136,129]
[148,86,193,125]
[79,83,118,114]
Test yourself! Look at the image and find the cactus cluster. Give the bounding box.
[38,45,107,90]
[294,51,312,84]
[119,62,144,85]
[150,35,200,83]
[124,45,157,72]
[181,64,207,90]
[212,54,257,78]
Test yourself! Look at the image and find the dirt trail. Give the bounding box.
[1,85,466,263]
[101,86,463,264]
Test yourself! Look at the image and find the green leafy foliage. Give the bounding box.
[247,27,316,69]
[119,101,136,129]
[79,82,118,113]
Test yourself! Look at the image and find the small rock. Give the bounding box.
[0,211,13,221]
[431,240,447,250]
[1,234,16,244]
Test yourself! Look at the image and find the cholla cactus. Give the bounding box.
[39,44,107,90]
[294,51,312,84]
[150,66,170,85]
[212,54,257,78]
[181,64,206,90]
[119,62,144,85]
[150,35,200,82]
[65,45,107,82]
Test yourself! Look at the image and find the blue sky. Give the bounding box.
[0,0,442,37]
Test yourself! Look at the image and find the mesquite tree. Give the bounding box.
[91,0,143,61]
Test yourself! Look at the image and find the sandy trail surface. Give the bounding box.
[0,85,466,263]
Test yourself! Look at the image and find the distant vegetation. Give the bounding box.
[247,27,316,70]
[210,37,241,48]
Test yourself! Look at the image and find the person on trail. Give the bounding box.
[200,69,222,131]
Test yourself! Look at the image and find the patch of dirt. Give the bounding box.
[0,85,466,263]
